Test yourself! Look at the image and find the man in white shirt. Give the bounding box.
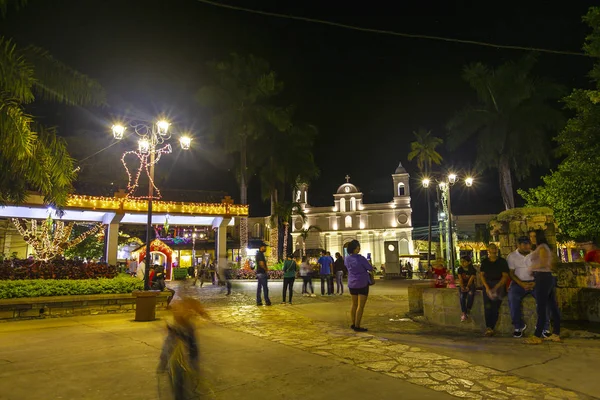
[136,260,146,281]
[507,236,549,338]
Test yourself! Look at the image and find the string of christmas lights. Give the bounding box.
[121,144,172,200]
[12,218,104,261]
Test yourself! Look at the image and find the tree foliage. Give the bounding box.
[447,54,565,209]
[520,7,600,241]
[407,128,443,172]
[0,4,106,207]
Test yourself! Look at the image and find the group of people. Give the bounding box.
[453,229,561,343]
[254,240,374,332]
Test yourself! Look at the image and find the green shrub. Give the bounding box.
[0,276,144,299]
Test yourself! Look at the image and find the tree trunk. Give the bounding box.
[269,190,278,264]
[498,159,515,210]
[239,135,248,261]
[282,223,289,259]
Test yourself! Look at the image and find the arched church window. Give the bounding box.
[340,198,346,212]
[252,223,261,238]
[345,215,352,228]
[398,182,405,196]
[296,190,302,202]
[350,197,356,211]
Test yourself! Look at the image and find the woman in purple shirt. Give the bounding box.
[345,240,373,332]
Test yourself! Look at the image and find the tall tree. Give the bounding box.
[0,1,106,207]
[197,54,289,261]
[407,128,443,268]
[407,128,443,173]
[447,55,564,209]
[270,201,305,260]
[520,7,600,241]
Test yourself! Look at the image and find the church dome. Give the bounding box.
[394,162,407,174]
[336,183,360,194]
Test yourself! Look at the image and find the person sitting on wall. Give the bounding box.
[432,259,448,288]
[152,265,175,306]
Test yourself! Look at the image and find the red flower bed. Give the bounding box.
[0,259,118,280]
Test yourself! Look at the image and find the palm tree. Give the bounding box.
[271,201,305,261]
[407,128,443,268]
[0,11,106,207]
[407,128,443,172]
[298,225,322,257]
[197,54,290,260]
[447,55,564,209]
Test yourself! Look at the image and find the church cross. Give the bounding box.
[345,175,350,183]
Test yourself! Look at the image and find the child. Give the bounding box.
[432,259,448,288]
[158,297,210,400]
[457,256,477,321]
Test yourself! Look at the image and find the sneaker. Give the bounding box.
[524,336,543,345]
[543,334,561,342]
[513,324,527,338]
[281,302,287,305]
[461,314,467,322]
[310,294,316,297]
[256,303,263,306]
[350,324,356,330]
[542,330,551,338]
[265,303,272,306]
[354,327,368,332]
[484,328,495,337]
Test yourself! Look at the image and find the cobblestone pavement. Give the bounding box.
[177,284,591,400]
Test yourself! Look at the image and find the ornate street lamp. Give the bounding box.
[111,119,192,290]
[422,173,474,275]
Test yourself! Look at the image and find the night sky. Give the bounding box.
[2,0,596,225]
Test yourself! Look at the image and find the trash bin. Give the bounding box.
[132,290,160,321]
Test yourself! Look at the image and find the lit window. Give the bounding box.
[398,182,405,196]
[345,215,352,228]
[350,197,356,211]
[340,198,346,212]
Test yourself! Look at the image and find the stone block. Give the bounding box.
[580,288,600,322]
[0,310,15,319]
[18,308,41,318]
[50,307,74,316]
[408,283,432,314]
[103,305,122,311]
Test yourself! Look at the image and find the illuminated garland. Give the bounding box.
[66,194,249,216]
[12,218,104,261]
[121,144,172,200]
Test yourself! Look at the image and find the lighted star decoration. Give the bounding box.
[12,218,104,261]
[121,143,172,200]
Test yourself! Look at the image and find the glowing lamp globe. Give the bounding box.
[422,178,430,188]
[138,139,150,153]
[448,173,457,184]
[156,120,170,135]
[111,124,125,140]
[179,136,192,150]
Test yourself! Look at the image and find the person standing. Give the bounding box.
[507,236,550,338]
[524,230,561,344]
[282,254,297,305]
[345,240,372,332]
[480,243,509,336]
[333,252,346,295]
[300,256,315,297]
[136,260,146,281]
[318,250,333,296]
[457,255,476,321]
[327,251,335,295]
[255,244,271,306]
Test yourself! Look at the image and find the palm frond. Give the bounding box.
[20,44,106,106]
[0,37,35,103]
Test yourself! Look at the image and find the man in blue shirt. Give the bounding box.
[318,250,333,296]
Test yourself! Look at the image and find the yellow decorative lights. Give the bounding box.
[66,195,249,216]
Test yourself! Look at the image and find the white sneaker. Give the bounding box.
[310,294,316,297]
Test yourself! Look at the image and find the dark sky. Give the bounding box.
[2,0,596,225]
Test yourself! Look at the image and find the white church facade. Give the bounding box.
[291,162,414,267]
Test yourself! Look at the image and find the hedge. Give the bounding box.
[0,260,118,280]
[0,276,143,299]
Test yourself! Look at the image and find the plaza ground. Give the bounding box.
[0,280,599,399]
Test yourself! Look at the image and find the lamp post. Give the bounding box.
[112,120,192,290]
[422,179,432,269]
[423,173,473,276]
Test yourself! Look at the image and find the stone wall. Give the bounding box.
[0,292,171,320]
[422,288,539,334]
[407,282,434,314]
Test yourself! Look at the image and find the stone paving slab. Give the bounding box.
[207,303,593,400]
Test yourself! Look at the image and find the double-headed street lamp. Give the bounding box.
[111,120,192,290]
[423,173,473,275]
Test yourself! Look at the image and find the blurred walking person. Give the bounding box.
[300,256,315,297]
[157,297,210,400]
[345,240,373,332]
